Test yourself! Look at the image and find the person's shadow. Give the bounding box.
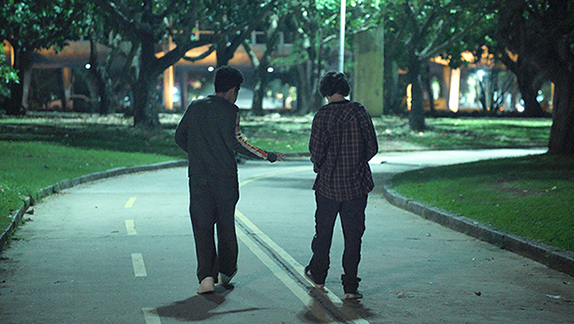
[297,288,377,323]
[155,285,231,321]
[155,285,264,321]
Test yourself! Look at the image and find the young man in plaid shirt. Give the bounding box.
[304,71,378,300]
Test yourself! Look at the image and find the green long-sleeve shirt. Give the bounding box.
[175,95,277,177]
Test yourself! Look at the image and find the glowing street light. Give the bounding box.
[477,69,485,81]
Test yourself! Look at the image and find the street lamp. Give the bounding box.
[477,69,485,81]
[339,0,346,73]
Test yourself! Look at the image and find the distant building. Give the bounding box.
[3,36,552,115]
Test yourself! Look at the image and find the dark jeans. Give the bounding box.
[189,174,239,282]
[308,192,367,293]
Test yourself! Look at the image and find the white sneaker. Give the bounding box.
[197,276,215,294]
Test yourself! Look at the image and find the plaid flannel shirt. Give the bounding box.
[309,100,378,201]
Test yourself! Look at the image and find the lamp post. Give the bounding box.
[339,0,346,73]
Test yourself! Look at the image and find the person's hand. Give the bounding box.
[276,152,286,161]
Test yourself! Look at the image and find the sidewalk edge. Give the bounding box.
[382,181,574,277]
[0,160,188,251]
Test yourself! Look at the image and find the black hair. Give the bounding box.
[319,71,351,97]
[214,66,244,93]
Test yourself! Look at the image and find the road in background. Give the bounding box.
[1,149,572,324]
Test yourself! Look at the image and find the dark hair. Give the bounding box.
[319,71,351,97]
[214,66,244,93]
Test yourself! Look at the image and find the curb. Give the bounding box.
[382,181,574,277]
[0,160,188,251]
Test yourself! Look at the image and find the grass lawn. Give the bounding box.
[390,154,574,252]
[0,141,175,231]
[2,112,569,254]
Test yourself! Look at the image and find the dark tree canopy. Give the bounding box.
[497,0,574,154]
[0,0,89,115]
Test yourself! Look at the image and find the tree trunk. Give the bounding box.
[5,46,32,116]
[293,64,313,115]
[247,44,268,116]
[422,63,435,117]
[58,68,68,111]
[501,49,545,117]
[88,34,110,115]
[133,39,160,128]
[252,81,265,116]
[133,73,160,128]
[216,46,234,67]
[515,60,545,117]
[408,56,426,131]
[548,72,574,155]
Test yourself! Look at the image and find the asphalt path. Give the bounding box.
[1,149,573,324]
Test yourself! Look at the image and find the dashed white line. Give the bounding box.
[125,219,137,235]
[142,307,161,324]
[131,253,148,277]
[125,197,137,208]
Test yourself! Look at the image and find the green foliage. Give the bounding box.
[495,1,574,154]
[497,0,574,83]
[383,0,499,130]
[93,0,205,46]
[385,0,497,64]
[347,0,384,31]
[0,0,89,52]
[0,44,19,99]
[0,0,91,115]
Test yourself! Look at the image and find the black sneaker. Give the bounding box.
[218,270,236,286]
[304,266,325,289]
[344,291,363,300]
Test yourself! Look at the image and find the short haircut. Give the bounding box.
[319,71,351,97]
[214,66,244,93]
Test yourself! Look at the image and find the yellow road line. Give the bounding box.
[125,197,137,208]
[125,219,137,235]
[131,253,148,277]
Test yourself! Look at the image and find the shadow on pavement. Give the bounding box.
[297,287,378,323]
[155,286,265,321]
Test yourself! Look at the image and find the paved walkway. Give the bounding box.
[1,149,572,323]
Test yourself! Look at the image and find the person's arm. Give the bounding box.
[309,113,326,173]
[359,106,378,162]
[228,112,283,162]
[174,108,191,153]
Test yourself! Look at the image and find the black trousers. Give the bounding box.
[308,192,367,293]
[188,174,239,282]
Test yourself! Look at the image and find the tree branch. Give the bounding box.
[182,45,215,62]
[420,13,485,59]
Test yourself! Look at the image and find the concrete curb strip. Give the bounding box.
[382,181,574,277]
[0,160,188,250]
